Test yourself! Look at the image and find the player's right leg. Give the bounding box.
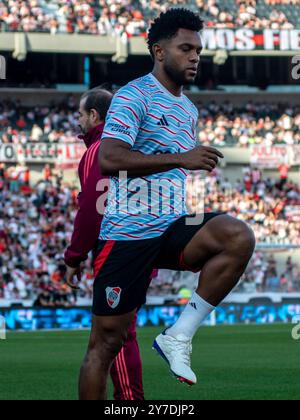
[79,311,136,400]
[80,239,161,400]
[110,272,157,400]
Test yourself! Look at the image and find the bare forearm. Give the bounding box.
[100,143,182,177]
[99,140,224,177]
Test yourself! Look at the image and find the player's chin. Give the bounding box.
[79,125,87,135]
[183,77,197,86]
[184,72,197,84]
[186,75,197,83]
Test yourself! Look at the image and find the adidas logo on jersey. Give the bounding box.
[157,115,169,127]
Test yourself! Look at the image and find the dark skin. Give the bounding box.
[80,28,255,400]
[100,30,224,177]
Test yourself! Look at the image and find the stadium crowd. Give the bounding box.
[187,166,300,246]
[239,251,300,293]
[0,98,78,144]
[1,99,300,147]
[0,0,299,35]
[200,0,296,30]
[0,161,299,303]
[149,251,300,296]
[197,101,300,147]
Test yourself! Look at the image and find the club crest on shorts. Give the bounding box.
[106,287,122,309]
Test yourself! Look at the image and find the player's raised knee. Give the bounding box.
[225,217,256,253]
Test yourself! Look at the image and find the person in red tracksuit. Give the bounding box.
[64,87,145,400]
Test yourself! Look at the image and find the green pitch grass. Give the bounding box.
[0,324,299,400]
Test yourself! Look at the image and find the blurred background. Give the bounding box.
[0,0,300,330]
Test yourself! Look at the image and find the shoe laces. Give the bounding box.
[166,334,192,367]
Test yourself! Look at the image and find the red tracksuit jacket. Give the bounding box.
[64,123,145,400]
[64,124,105,268]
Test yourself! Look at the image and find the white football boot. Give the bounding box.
[153,330,197,386]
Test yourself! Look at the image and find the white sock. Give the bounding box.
[167,292,215,340]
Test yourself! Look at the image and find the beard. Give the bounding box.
[78,123,89,135]
[164,61,195,87]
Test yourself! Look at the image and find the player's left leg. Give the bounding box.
[87,239,161,399]
[154,214,256,385]
[110,272,156,400]
[181,214,256,305]
[110,314,144,400]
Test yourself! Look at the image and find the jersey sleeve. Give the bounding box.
[102,84,147,147]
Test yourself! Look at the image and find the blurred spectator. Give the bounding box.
[34,288,55,307]
[31,124,43,142]
[278,163,290,190]
[43,164,52,182]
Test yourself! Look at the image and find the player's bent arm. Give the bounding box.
[99,139,224,177]
[99,139,182,177]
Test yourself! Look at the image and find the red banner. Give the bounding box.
[0,143,86,164]
[250,146,300,168]
[202,29,300,51]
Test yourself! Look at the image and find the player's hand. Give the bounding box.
[65,264,82,290]
[179,146,224,172]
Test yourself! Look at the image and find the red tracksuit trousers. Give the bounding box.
[110,314,144,400]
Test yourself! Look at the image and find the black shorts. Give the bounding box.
[92,213,222,316]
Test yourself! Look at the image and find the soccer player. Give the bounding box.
[64,87,145,400]
[80,8,256,400]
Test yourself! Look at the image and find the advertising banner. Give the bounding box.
[0,143,85,164]
[202,29,300,51]
[250,145,300,168]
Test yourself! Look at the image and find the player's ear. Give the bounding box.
[153,43,165,62]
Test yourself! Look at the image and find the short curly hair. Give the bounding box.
[147,8,204,59]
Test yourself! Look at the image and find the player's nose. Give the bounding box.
[190,53,200,64]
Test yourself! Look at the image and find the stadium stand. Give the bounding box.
[150,251,300,296]
[191,167,300,245]
[1,99,300,147]
[0,0,299,34]
[0,98,79,144]
[197,101,300,147]
[0,2,299,310]
[0,159,299,303]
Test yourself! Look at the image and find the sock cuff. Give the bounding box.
[190,292,215,311]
